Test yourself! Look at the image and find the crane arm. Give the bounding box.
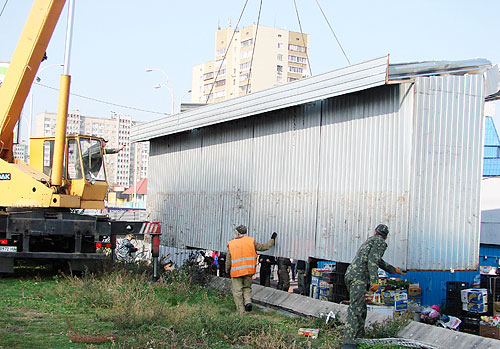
[0,0,66,161]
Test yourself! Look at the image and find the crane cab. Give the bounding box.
[29,135,108,208]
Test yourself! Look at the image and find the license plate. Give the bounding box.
[0,246,17,252]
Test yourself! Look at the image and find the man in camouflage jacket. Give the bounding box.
[342,224,406,348]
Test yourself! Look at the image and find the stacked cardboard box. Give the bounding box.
[383,289,408,312]
[309,266,348,303]
[461,288,488,313]
[408,283,422,307]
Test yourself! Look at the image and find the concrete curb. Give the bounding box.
[209,277,500,348]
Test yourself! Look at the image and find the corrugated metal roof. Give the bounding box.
[131,56,390,142]
[387,58,492,80]
[132,56,500,143]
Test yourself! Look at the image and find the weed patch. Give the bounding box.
[0,262,413,348]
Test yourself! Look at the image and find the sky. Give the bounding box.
[1,0,500,142]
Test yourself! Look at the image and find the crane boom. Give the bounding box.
[0,0,66,161]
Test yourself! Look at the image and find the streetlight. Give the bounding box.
[29,63,64,143]
[179,89,192,112]
[146,68,174,115]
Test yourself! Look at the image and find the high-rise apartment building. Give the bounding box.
[192,24,310,104]
[35,110,149,189]
[13,141,28,163]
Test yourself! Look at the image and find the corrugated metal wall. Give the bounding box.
[315,83,414,267]
[407,75,485,270]
[148,74,486,270]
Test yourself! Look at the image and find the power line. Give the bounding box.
[35,82,168,116]
[246,0,263,95]
[314,0,351,65]
[206,0,250,103]
[293,0,313,76]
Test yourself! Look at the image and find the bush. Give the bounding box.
[364,312,412,339]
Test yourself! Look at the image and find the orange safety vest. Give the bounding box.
[228,236,258,277]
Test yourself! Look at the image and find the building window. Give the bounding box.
[239,61,251,71]
[277,54,283,61]
[288,44,306,53]
[204,83,212,90]
[288,55,307,64]
[278,43,283,49]
[288,66,303,74]
[241,38,253,48]
[215,59,225,69]
[203,72,214,80]
[215,79,226,87]
[214,90,225,98]
[239,84,251,93]
[277,65,283,73]
[278,34,282,38]
[240,50,252,59]
[240,72,251,81]
[216,47,226,56]
[277,75,282,83]
[287,77,299,82]
[216,68,226,76]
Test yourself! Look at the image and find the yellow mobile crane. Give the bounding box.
[0,0,161,273]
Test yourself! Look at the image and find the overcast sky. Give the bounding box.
[1,0,500,142]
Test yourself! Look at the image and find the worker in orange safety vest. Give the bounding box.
[225,225,277,313]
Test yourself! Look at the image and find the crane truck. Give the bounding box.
[0,0,161,274]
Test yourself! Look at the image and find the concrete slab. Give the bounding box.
[399,321,500,349]
[208,277,500,348]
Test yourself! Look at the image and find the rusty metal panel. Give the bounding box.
[407,75,485,271]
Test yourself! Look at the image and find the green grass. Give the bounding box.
[0,263,409,348]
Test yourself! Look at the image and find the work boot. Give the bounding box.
[244,303,253,312]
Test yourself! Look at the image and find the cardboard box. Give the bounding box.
[319,280,331,287]
[494,302,500,316]
[463,302,488,313]
[383,290,408,305]
[298,328,319,339]
[408,296,422,307]
[479,324,500,339]
[461,288,488,304]
[319,286,332,296]
[395,299,408,312]
[409,284,421,297]
[311,268,326,277]
[311,275,321,286]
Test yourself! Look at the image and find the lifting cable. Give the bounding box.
[0,0,9,18]
[245,0,263,95]
[314,0,351,65]
[206,0,250,103]
[293,0,313,76]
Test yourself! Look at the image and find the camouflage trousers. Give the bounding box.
[231,275,253,313]
[343,272,368,345]
[277,270,290,291]
[297,270,306,295]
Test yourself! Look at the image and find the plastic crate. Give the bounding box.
[480,324,500,339]
[446,281,469,298]
[336,262,349,274]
